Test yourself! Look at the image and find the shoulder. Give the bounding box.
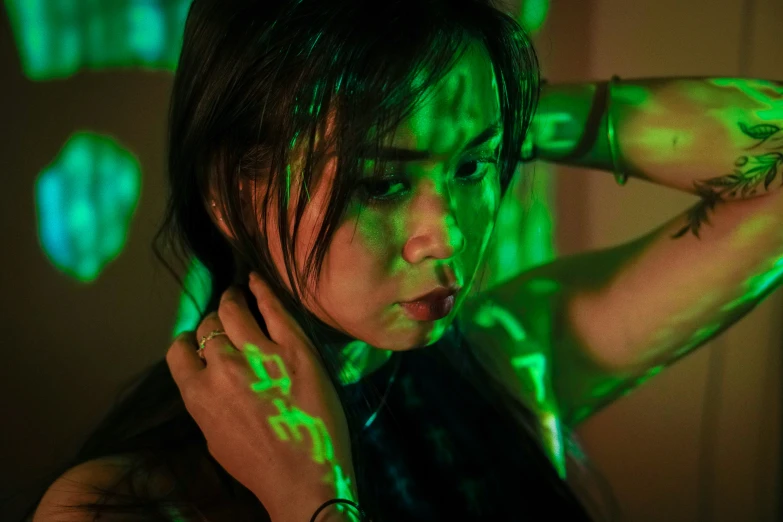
[31,454,142,521]
[458,281,553,401]
[31,452,188,522]
[31,450,262,522]
[457,273,568,421]
[459,273,557,360]
[458,282,573,475]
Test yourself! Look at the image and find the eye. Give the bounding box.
[454,147,502,184]
[360,179,407,202]
[455,157,496,180]
[357,151,500,206]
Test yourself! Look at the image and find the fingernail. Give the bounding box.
[221,287,235,302]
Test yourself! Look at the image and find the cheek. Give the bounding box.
[307,218,395,338]
[352,210,394,255]
[318,214,393,301]
[459,179,501,235]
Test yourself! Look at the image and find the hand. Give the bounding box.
[166,273,359,522]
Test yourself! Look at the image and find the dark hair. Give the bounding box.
[10,0,618,520]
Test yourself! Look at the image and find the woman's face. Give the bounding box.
[220,43,503,366]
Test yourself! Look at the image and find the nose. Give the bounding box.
[401,181,466,264]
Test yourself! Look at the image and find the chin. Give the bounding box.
[403,320,454,350]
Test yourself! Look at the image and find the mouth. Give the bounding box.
[399,286,461,321]
[402,285,462,303]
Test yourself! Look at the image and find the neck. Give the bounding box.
[303,315,395,386]
[235,267,394,386]
[335,340,395,386]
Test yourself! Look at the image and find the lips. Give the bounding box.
[404,286,461,303]
[400,295,456,321]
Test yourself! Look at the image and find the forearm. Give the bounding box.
[531,76,783,200]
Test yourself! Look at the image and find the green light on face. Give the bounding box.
[35,132,141,283]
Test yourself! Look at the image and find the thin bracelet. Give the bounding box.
[607,75,629,186]
[310,498,369,522]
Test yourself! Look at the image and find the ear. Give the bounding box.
[205,177,257,242]
[204,186,236,241]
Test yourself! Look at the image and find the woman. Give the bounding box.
[21,0,783,520]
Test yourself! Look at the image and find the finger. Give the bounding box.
[217,287,292,395]
[166,331,204,391]
[247,272,307,346]
[217,285,278,354]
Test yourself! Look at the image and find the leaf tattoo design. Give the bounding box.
[672,122,783,239]
[739,122,783,146]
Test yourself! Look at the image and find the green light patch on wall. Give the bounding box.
[520,0,549,32]
[5,0,192,81]
[171,256,213,340]
[35,132,141,283]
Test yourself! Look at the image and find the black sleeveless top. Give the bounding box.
[341,323,595,521]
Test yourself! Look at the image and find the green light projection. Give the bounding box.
[511,75,783,464]
[7,0,569,507]
[163,0,561,481]
[711,77,783,120]
[35,132,141,283]
[519,0,550,33]
[564,230,783,428]
[471,0,565,475]
[10,2,194,285]
[171,256,212,340]
[243,341,359,518]
[4,0,192,80]
[473,298,566,478]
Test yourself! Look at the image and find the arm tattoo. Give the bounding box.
[671,121,783,240]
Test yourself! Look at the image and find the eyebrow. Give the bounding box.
[359,121,502,162]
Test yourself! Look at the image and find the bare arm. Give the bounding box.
[473,76,783,428]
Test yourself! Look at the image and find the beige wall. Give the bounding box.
[2,1,781,521]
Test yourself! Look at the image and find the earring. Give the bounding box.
[210,200,224,224]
